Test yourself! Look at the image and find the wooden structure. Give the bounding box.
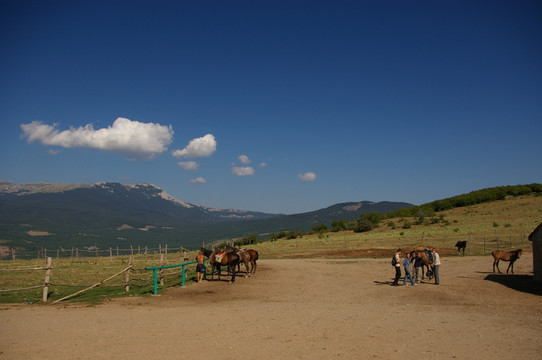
[528,222,542,283]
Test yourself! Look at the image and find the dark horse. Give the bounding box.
[455,241,467,256]
[208,247,240,282]
[492,249,522,274]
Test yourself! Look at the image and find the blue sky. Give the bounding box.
[1,1,541,214]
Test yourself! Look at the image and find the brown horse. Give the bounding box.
[410,248,433,281]
[236,249,252,277]
[245,249,259,274]
[492,249,522,274]
[209,248,240,282]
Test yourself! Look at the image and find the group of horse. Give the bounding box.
[200,246,259,283]
[454,239,523,274]
[406,242,522,281]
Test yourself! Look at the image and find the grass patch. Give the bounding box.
[0,253,202,304]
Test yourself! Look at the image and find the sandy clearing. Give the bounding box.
[1,254,541,360]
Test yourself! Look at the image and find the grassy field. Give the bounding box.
[1,194,540,304]
[248,194,541,258]
[0,254,200,304]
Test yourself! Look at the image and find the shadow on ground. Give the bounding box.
[484,274,542,296]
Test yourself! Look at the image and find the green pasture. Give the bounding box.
[0,253,201,304]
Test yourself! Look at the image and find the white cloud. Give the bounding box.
[189,177,207,184]
[177,161,199,170]
[238,155,250,164]
[259,162,267,167]
[172,134,216,159]
[298,172,317,181]
[20,117,173,158]
[47,149,60,155]
[232,166,255,176]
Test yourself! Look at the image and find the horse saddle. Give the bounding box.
[215,252,226,262]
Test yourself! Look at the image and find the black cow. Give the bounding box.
[455,240,467,256]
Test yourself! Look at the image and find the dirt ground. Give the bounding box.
[1,253,541,360]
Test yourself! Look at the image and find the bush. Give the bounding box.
[354,219,373,233]
[310,224,328,235]
[330,220,347,232]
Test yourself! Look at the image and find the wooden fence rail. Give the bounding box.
[0,255,200,303]
[0,257,52,302]
[0,245,193,261]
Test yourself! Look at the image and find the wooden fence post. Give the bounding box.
[468,232,472,256]
[110,248,113,262]
[42,257,52,302]
[159,254,165,286]
[125,256,133,292]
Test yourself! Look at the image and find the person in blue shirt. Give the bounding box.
[403,252,417,286]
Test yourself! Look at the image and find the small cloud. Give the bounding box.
[172,134,217,159]
[298,172,317,181]
[189,177,207,184]
[20,117,173,158]
[177,161,199,171]
[232,166,255,176]
[238,155,250,164]
[47,149,60,155]
[259,162,267,167]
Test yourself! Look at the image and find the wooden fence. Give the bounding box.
[0,254,199,303]
[0,244,192,261]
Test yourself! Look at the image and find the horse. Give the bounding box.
[200,247,213,259]
[455,241,467,256]
[235,249,253,277]
[245,249,259,274]
[410,248,433,281]
[208,247,240,282]
[492,249,522,274]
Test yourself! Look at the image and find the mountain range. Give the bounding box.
[0,181,413,251]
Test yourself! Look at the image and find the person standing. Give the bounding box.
[392,249,403,286]
[403,252,416,286]
[413,253,423,284]
[196,250,206,283]
[432,248,441,285]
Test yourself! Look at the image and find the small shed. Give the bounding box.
[528,223,542,283]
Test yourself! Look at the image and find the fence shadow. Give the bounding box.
[484,274,542,296]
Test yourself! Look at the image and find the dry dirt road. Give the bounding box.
[1,254,541,360]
